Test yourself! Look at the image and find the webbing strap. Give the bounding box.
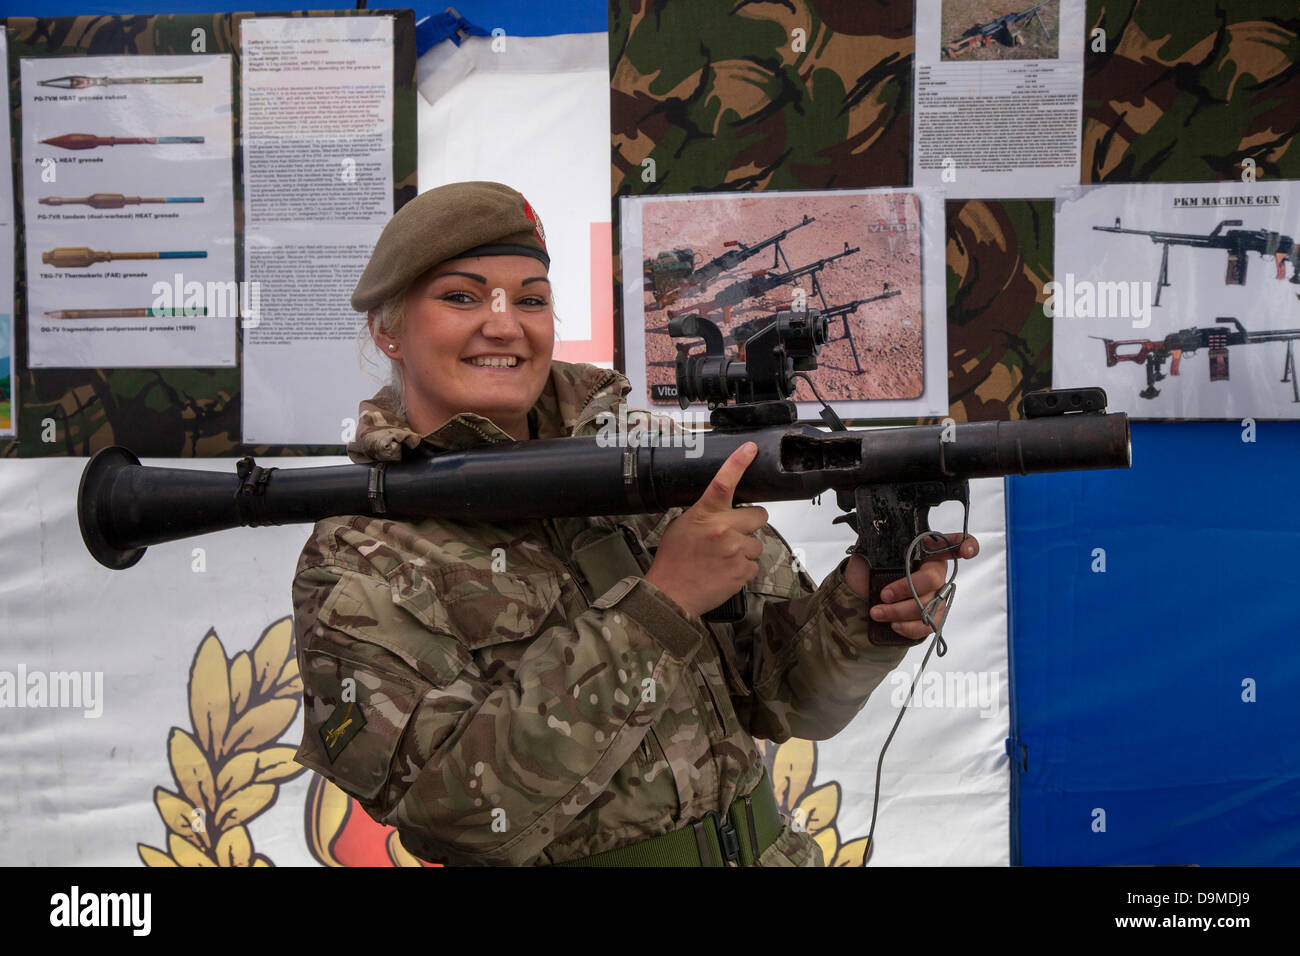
[551,768,780,867]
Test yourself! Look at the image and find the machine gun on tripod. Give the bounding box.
[726,289,903,360]
[643,215,816,309]
[1092,317,1300,402]
[666,243,865,369]
[1092,218,1300,307]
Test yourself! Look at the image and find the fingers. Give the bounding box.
[918,532,979,560]
[730,504,769,535]
[880,562,947,602]
[871,590,950,636]
[696,442,758,513]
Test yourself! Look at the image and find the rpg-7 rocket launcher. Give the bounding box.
[79,308,1130,643]
[1092,317,1300,402]
[1093,218,1300,306]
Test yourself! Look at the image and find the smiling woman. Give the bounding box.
[368,255,555,442]
[287,180,976,867]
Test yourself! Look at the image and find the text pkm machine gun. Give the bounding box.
[1092,317,1300,403]
[1093,218,1300,306]
[944,1,1054,58]
[81,307,1130,647]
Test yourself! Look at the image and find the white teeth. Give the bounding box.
[469,356,518,368]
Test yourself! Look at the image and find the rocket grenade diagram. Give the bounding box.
[40,133,205,151]
[43,308,208,319]
[39,75,204,89]
[40,194,204,210]
[41,247,207,268]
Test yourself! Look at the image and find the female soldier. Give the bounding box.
[290,181,978,866]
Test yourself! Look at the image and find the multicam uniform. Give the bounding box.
[291,360,910,866]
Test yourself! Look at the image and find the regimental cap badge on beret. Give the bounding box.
[522,198,546,246]
[351,181,551,312]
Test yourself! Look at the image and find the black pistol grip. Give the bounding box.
[703,587,747,623]
[864,567,925,646]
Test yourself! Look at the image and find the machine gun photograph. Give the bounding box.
[1093,218,1300,307]
[79,307,1130,645]
[1091,317,1300,403]
[942,0,1056,60]
[635,189,926,407]
[666,243,861,321]
[643,214,815,310]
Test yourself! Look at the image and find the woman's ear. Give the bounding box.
[368,313,399,358]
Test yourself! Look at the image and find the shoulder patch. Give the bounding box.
[320,701,368,763]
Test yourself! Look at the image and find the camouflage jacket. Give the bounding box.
[291,360,910,866]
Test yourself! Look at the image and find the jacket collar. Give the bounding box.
[347,360,628,463]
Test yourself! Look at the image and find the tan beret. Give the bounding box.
[351,180,550,312]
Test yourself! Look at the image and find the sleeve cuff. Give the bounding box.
[592,575,708,660]
[824,557,921,656]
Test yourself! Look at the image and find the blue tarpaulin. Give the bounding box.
[1007,421,1300,865]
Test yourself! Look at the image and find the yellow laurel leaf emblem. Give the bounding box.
[759,737,871,867]
[138,619,306,867]
[229,652,254,714]
[794,781,840,834]
[215,826,253,867]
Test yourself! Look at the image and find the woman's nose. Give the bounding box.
[480,302,525,339]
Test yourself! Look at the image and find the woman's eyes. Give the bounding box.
[439,291,549,307]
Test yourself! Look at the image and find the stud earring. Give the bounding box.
[387,344,396,351]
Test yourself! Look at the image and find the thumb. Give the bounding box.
[696,442,758,512]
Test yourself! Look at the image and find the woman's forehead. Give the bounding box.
[427,255,549,281]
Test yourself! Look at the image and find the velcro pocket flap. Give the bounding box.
[395,563,565,650]
[320,570,469,688]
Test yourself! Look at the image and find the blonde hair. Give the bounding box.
[367,291,409,420]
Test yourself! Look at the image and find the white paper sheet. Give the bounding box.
[239,15,395,446]
[1054,181,1300,419]
[913,0,1084,199]
[20,54,236,369]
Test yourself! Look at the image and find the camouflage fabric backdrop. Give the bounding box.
[1083,0,1300,183]
[1,10,417,459]
[945,200,1054,422]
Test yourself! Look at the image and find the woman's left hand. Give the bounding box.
[843,532,980,642]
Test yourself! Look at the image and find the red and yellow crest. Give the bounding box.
[522,198,547,247]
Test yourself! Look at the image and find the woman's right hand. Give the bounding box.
[644,442,770,618]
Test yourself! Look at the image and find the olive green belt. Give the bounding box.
[552,769,782,867]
